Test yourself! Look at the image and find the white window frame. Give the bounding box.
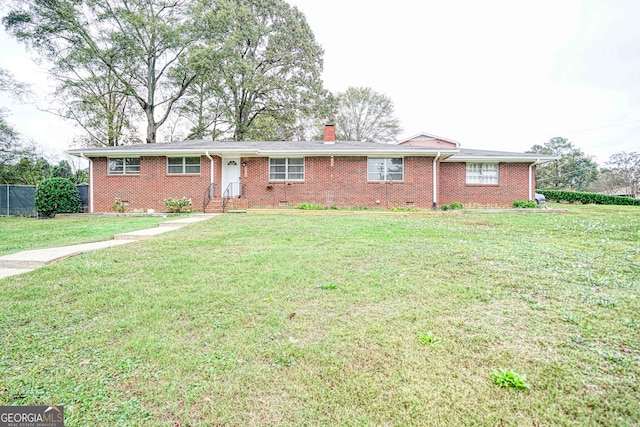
[367,157,404,181]
[269,158,305,181]
[167,156,201,174]
[466,163,499,184]
[108,157,140,175]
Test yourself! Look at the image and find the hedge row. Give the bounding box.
[537,189,640,206]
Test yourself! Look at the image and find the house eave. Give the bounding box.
[67,147,460,158]
[443,155,558,163]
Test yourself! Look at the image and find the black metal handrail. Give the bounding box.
[202,183,215,212]
[222,182,243,212]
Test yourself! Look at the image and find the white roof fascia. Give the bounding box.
[66,148,262,157]
[67,147,461,158]
[259,148,459,157]
[442,155,558,163]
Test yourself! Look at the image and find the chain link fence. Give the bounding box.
[0,184,89,216]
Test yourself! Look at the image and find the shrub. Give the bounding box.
[35,178,81,218]
[538,189,640,206]
[513,200,537,208]
[111,198,125,213]
[164,197,192,213]
[296,203,326,210]
[441,202,463,211]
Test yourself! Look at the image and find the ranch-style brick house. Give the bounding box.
[67,125,555,213]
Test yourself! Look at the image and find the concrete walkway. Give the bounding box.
[0,214,218,280]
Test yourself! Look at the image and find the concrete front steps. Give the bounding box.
[204,198,248,213]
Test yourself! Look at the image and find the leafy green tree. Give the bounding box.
[5,156,51,185]
[72,168,89,184]
[333,87,402,142]
[529,137,598,191]
[3,0,199,144]
[51,160,73,180]
[187,0,325,141]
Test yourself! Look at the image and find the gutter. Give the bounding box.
[433,152,441,210]
[205,151,214,197]
[67,148,460,158]
[529,159,540,201]
[80,153,93,213]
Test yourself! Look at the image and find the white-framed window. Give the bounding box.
[367,157,404,181]
[269,158,304,181]
[167,157,201,174]
[108,158,140,175]
[466,163,499,184]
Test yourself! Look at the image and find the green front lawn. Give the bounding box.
[1,205,638,425]
[0,215,174,256]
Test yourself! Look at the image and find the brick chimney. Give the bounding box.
[324,124,336,144]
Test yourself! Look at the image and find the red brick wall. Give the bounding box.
[92,156,213,212]
[89,155,534,211]
[439,162,532,207]
[241,156,436,209]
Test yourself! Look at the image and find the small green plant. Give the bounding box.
[418,332,440,345]
[296,203,326,210]
[491,369,530,390]
[513,200,537,208]
[390,207,420,212]
[441,202,462,211]
[164,197,192,213]
[320,283,337,290]
[34,177,82,218]
[111,197,125,213]
[273,352,296,368]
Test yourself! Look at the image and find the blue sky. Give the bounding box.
[1,0,639,163]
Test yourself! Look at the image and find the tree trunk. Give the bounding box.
[146,107,156,144]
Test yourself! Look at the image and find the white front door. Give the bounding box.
[221,158,241,197]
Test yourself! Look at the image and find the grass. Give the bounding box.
[0,215,175,256]
[0,204,639,425]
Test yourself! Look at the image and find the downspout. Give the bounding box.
[80,153,93,213]
[433,152,441,210]
[205,151,214,198]
[529,159,540,201]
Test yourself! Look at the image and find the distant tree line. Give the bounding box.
[1,69,87,185]
[529,137,639,198]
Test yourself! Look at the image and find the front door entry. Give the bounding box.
[221,158,241,197]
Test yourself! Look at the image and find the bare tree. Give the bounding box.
[333,87,402,142]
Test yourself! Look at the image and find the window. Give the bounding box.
[108,158,140,175]
[367,158,404,181]
[167,157,201,174]
[466,163,499,184]
[269,158,304,181]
